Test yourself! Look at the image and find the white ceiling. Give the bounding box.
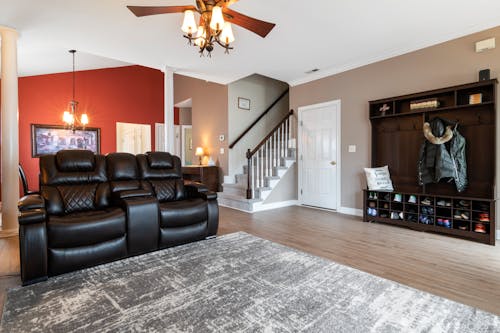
[2,0,500,85]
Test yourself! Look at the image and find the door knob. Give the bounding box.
[330,161,336,166]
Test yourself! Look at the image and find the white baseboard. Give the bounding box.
[253,200,299,212]
[338,206,363,217]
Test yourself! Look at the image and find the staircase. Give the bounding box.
[219,110,297,212]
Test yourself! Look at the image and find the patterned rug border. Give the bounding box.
[1,231,498,332]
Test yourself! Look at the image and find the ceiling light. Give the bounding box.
[182,4,233,56]
[62,50,89,132]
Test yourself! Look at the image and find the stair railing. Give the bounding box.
[229,89,289,149]
[246,110,294,199]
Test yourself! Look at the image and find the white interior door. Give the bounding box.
[299,101,340,210]
[116,122,151,154]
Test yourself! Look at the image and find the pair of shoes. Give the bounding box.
[454,211,470,220]
[479,213,490,222]
[391,212,403,220]
[382,203,389,209]
[407,214,418,222]
[421,197,432,206]
[407,195,417,204]
[436,199,451,207]
[380,212,388,218]
[419,215,433,225]
[393,193,402,202]
[368,192,378,200]
[383,193,391,201]
[437,218,451,228]
[368,201,376,208]
[367,208,378,217]
[421,206,434,215]
[474,223,486,233]
[478,203,489,211]
[457,223,469,231]
[457,200,470,208]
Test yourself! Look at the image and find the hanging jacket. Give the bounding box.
[418,117,467,192]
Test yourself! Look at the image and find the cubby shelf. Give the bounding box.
[366,79,497,245]
[364,190,495,245]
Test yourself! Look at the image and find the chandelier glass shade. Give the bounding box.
[182,4,235,56]
[63,50,89,131]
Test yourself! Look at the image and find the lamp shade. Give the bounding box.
[209,6,225,31]
[195,147,204,156]
[194,26,206,47]
[63,111,74,125]
[80,113,89,125]
[219,22,235,45]
[181,10,197,34]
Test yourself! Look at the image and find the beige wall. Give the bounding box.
[179,107,192,125]
[174,74,229,175]
[291,25,500,211]
[228,74,289,178]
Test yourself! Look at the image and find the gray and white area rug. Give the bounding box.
[1,232,499,332]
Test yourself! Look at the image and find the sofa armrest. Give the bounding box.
[112,189,153,201]
[185,181,209,199]
[200,191,217,201]
[18,194,45,212]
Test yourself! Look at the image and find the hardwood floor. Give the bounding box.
[1,205,499,320]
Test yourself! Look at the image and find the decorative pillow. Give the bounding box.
[364,165,394,191]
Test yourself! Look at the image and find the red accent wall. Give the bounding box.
[174,107,180,125]
[18,65,164,189]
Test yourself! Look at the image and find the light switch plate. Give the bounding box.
[348,145,356,153]
[220,148,225,154]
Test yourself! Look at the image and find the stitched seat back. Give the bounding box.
[106,152,149,195]
[39,150,110,215]
[137,152,185,202]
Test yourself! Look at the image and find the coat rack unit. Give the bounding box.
[365,79,497,245]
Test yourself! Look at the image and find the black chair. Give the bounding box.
[19,164,38,196]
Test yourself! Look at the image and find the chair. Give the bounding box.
[19,164,38,196]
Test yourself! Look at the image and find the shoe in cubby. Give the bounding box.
[473,222,487,234]
[420,197,433,206]
[454,200,471,209]
[393,193,402,202]
[407,195,417,204]
[436,198,451,207]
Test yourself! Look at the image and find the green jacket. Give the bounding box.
[418,117,467,192]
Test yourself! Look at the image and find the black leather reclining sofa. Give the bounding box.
[18,150,218,285]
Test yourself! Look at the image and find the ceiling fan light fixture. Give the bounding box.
[219,22,235,45]
[181,10,197,34]
[209,6,225,31]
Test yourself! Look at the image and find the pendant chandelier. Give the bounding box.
[181,3,235,56]
[62,50,89,131]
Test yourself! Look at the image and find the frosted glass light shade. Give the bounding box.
[194,26,206,47]
[219,22,235,44]
[210,6,225,31]
[81,113,89,125]
[181,10,197,34]
[63,111,74,125]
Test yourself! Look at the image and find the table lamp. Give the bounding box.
[195,147,204,165]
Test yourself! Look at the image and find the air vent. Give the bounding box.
[305,68,320,74]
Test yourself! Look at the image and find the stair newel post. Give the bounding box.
[285,118,290,158]
[246,149,253,199]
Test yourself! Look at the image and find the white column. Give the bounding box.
[0,26,19,232]
[163,67,175,152]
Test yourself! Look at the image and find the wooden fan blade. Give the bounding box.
[127,5,197,17]
[218,0,239,7]
[223,8,275,38]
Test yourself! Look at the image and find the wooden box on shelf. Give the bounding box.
[363,190,495,245]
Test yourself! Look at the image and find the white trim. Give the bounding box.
[496,232,500,241]
[163,67,175,152]
[252,200,300,212]
[338,207,363,217]
[297,100,342,211]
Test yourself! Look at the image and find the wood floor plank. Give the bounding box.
[0,205,499,320]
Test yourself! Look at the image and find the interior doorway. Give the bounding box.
[298,100,341,210]
[181,125,193,166]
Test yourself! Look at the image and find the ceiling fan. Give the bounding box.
[127,0,276,56]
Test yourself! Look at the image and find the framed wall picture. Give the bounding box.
[31,124,101,157]
[238,97,251,110]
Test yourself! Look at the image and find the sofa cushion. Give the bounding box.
[151,179,185,202]
[47,208,126,248]
[106,153,138,180]
[147,152,173,169]
[57,184,97,214]
[159,198,207,228]
[56,150,95,172]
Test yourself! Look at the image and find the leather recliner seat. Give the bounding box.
[18,150,219,285]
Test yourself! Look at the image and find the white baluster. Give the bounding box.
[251,155,256,198]
[277,126,281,166]
[284,119,288,158]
